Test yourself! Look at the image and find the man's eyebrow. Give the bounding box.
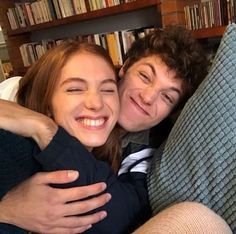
[141,63,182,96]
[168,87,181,96]
[142,62,156,76]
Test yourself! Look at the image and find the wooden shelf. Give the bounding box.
[8,0,160,36]
[191,26,227,39]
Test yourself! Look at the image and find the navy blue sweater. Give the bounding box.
[0,127,150,233]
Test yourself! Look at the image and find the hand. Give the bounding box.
[0,99,58,149]
[0,170,111,234]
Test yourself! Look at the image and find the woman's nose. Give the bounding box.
[85,92,103,111]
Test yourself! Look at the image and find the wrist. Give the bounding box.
[0,197,15,225]
[33,116,58,150]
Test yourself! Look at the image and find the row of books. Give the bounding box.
[19,27,155,67]
[87,0,136,11]
[7,0,136,30]
[184,0,236,30]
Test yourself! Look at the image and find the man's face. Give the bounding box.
[118,55,183,132]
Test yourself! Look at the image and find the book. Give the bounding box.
[52,0,62,19]
[24,3,36,25]
[7,8,19,30]
[15,3,27,27]
[106,33,120,66]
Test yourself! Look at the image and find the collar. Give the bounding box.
[121,129,150,148]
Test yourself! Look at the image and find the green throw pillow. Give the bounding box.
[147,23,236,231]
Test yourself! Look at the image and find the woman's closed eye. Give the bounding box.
[101,89,116,93]
[100,83,117,93]
[66,87,85,92]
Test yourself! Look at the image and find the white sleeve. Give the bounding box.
[0,76,22,102]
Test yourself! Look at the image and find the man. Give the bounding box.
[0,26,229,233]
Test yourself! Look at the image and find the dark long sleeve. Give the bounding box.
[0,129,41,234]
[34,127,150,234]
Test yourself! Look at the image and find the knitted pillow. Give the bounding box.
[147,23,236,231]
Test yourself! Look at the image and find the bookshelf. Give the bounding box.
[0,0,233,76]
[191,25,227,39]
[182,0,234,38]
[0,0,161,75]
[161,0,231,39]
[7,0,159,36]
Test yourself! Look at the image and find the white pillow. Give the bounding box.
[0,76,22,101]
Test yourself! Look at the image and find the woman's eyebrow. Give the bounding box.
[60,77,117,86]
[101,79,117,85]
[60,77,85,86]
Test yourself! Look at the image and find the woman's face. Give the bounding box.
[51,51,120,150]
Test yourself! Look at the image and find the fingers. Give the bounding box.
[53,211,107,229]
[63,193,111,216]
[32,171,79,185]
[34,171,108,202]
[42,225,92,234]
[60,182,107,202]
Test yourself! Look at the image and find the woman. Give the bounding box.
[0,41,150,234]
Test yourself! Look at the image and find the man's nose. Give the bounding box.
[140,87,157,105]
[85,92,103,111]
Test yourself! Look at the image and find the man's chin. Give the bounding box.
[118,116,144,132]
[118,121,144,132]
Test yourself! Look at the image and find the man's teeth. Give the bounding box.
[80,118,105,126]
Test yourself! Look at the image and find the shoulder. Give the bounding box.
[0,129,36,154]
[149,117,174,148]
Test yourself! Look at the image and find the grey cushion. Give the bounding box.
[147,23,236,231]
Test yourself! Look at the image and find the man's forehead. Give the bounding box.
[133,55,177,77]
[135,55,162,66]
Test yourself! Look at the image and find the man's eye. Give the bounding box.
[162,93,174,104]
[139,72,151,83]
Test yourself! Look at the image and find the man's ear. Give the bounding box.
[119,65,125,78]
[119,59,129,79]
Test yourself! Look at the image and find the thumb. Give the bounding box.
[34,170,79,185]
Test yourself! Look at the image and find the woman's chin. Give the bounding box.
[83,139,107,150]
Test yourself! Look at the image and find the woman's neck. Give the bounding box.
[86,147,93,152]
[118,126,127,138]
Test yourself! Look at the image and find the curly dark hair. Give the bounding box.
[123,25,208,109]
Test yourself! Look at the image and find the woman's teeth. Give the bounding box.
[79,118,105,126]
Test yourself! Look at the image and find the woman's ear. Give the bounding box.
[47,107,53,118]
